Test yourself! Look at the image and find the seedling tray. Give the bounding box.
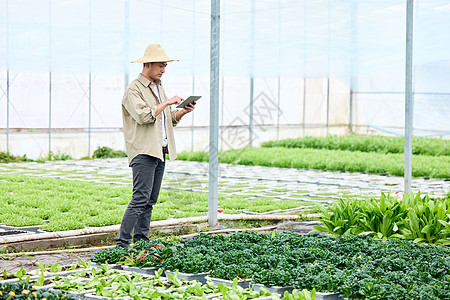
[205,276,252,289]
[165,270,209,284]
[252,283,294,294]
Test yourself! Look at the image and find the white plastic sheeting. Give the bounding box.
[1,0,449,158]
[1,0,449,76]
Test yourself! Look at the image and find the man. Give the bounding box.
[116,44,196,248]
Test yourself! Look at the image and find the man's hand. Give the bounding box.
[167,96,184,106]
[182,101,196,113]
[155,96,183,116]
[176,101,196,121]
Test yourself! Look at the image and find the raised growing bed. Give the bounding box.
[2,263,289,300]
[165,270,209,284]
[92,230,450,299]
[252,283,294,295]
[204,275,252,289]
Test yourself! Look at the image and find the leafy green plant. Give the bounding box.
[399,193,450,245]
[48,151,72,161]
[34,270,46,287]
[92,240,176,268]
[77,265,273,300]
[0,281,79,300]
[355,193,406,241]
[0,174,300,231]
[91,246,129,264]
[166,270,184,287]
[261,135,450,157]
[313,198,362,236]
[0,152,32,163]
[278,288,317,300]
[92,146,127,159]
[130,240,177,268]
[314,192,450,245]
[157,231,450,299]
[177,147,450,178]
[217,278,273,300]
[35,260,91,274]
[0,266,30,281]
[50,269,152,298]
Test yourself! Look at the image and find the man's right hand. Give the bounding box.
[167,96,184,105]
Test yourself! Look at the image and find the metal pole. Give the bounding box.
[219,3,225,152]
[349,1,358,136]
[124,0,129,91]
[326,0,330,136]
[249,0,255,147]
[404,0,414,193]
[191,0,196,152]
[326,78,330,136]
[249,77,254,146]
[88,0,92,156]
[160,0,164,42]
[220,76,224,151]
[302,3,307,137]
[208,0,220,227]
[6,70,10,153]
[277,77,281,140]
[48,0,52,159]
[48,72,52,158]
[191,76,195,152]
[6,0,9,153]
[303,78,306,136]
[88,72,92,156]
[349,89,354,134]
[276,0,281,140]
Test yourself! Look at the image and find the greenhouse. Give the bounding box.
[1,1,450,299]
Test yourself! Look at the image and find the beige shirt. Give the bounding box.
[122,73,179,165]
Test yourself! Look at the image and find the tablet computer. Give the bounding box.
[176,96,202,108]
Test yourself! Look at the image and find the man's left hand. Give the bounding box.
[182,101,196,113]
[176,101,196,121]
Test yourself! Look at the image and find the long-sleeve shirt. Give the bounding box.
[122,73,179,164]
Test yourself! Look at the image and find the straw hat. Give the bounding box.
[131,44,178,63]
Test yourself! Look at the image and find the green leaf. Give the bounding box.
[232,278,238,290]
[218,283,228,299]
[35,261,45,272]
[271,229,276,239]
[413,237,426,243]
[230,295,240,300]
[35,271,45,286]
[312,224,333,234]
[14,266,26,278]
[49,263,62,273]
[408,211,421,236]
[421,224,434,235]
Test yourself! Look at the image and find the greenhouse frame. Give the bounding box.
[1,0,449,201]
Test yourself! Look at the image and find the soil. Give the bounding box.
[0,230,28,236]
[0,252,95,274]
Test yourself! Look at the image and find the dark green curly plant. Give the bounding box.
[92,146,127,159]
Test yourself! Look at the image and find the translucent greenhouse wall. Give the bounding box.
[0,0,449,159]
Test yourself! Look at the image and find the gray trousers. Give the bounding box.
[115,154,165,248]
